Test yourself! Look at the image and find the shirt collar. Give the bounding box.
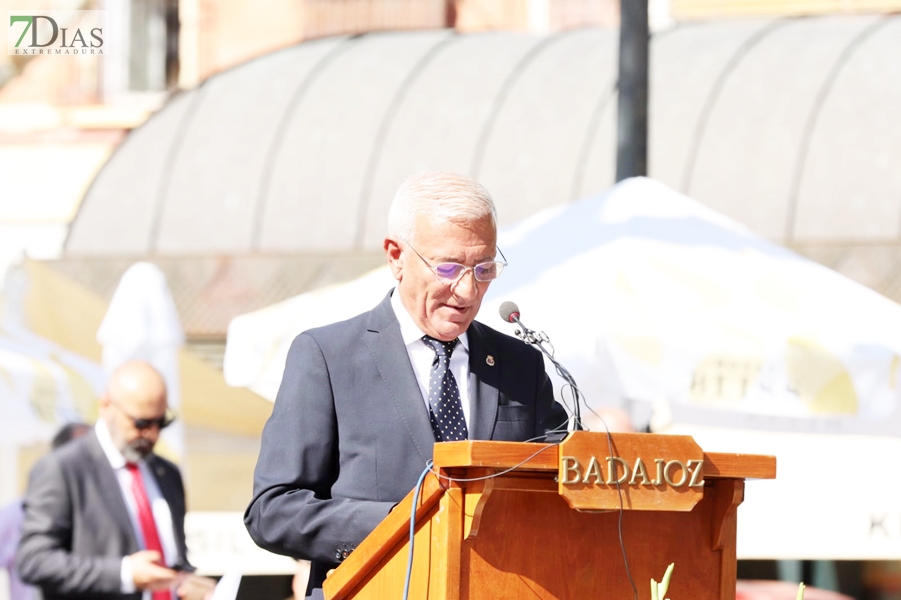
[94,418,130,469]
[390,288,469,351]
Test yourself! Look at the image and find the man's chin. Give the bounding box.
[432,319,471,340]
[122,443,154,463]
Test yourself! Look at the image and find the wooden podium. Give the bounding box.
[323,432,776,600]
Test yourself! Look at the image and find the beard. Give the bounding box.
[121,438,154,463]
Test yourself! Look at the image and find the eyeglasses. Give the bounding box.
[113,401,176,430]
[407,244,507,284]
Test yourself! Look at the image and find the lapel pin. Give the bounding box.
[486,355,495,366]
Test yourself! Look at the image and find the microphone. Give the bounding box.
[498,301,584,432]
[499,301,520,324]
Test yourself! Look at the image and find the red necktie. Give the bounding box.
[126,462,171,600]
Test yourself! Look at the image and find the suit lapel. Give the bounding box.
[85,432,139,553]
[467,322,499,440]
[148,458,179,514]
[364,293,436,462]
[149,457,187,561]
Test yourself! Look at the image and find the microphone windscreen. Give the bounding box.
[499,301,520,323]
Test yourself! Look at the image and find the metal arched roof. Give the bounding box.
[67,14,901,257]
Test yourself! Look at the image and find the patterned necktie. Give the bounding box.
[126,462,171,600]
[421,335,468,442]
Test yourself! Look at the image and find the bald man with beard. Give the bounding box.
[17,361,194,600]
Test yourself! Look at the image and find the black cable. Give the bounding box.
[402,462,434,600]
[421,431,637,600]
[600,412,638,600]
[429,442,561,483]
[507,313,637,599]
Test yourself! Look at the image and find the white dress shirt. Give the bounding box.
[94,420,178,598]
[391,290,474,431]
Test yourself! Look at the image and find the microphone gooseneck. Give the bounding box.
[498,301,584,432]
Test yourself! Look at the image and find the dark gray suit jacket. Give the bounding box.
[16,430,189,600]
[244,291,568,598]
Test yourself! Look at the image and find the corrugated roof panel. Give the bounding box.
[67,16,901,259]
[648,18,775,191]
[688,15,880,240]
[257,30,454,253]
[153,40,346,254]
[358,31,547,248]
[66,92,196,255]
[793,16,901,242]
[476,28,618,226]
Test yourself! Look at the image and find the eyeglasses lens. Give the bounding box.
[434,263,463,282]
[474,262,502,281]
[133,415,174,430]
[433,262,504,283]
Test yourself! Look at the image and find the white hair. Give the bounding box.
[387,172,497,244]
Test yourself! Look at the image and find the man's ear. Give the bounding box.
[384,237,403,281]
[98,392,113,421]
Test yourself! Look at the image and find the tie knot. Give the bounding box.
[125,462,139,473]
[422,335,456,359]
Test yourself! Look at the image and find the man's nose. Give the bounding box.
[141,425,161,440]
[451,269,479,299]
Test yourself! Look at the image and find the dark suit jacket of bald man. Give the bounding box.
[16,430,189,600]
[245,291,569,599]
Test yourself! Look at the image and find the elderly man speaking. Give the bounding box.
[245,172,569,599]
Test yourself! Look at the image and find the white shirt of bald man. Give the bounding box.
[95,419,179,599]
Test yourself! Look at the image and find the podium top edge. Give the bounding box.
[432,440,559,471]
[432,436,776,480]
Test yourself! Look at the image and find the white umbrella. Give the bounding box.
[97,262,185,460]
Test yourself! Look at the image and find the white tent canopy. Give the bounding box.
[0,322,105,505]
[223,177,901,558]
[480,178,901,436]
[224,267,395,400]
[226,177,901,435]
[0,323,104,446]
[1,264,105,504]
